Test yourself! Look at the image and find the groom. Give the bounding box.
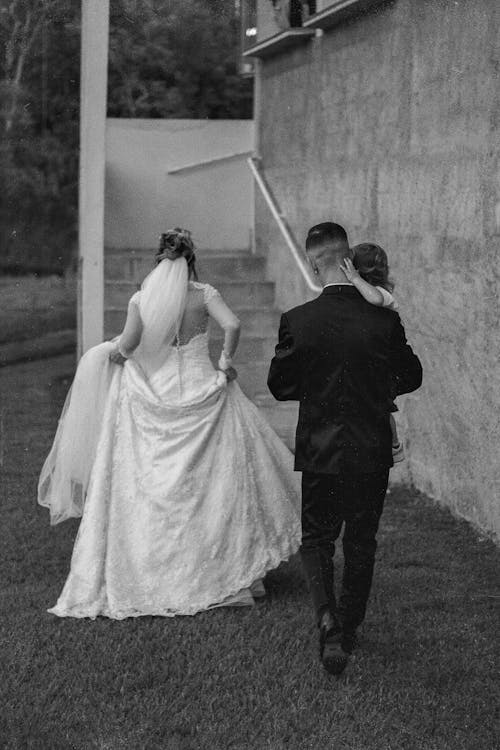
[268,222,422,675]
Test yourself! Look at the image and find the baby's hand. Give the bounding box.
[340,258,361,282]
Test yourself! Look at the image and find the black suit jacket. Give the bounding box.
[267,285,423,474]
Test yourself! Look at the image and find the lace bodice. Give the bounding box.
[125,281,236,348]
[173,281,220,345]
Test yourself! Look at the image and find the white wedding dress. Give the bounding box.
[39,275,301,619]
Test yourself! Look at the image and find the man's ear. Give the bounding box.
[307,254,319,274]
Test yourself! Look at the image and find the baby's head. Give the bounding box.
[352,243,393,292]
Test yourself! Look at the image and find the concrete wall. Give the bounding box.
[256,0,283,41]
[255,0,500,537]
[104,119,254,251]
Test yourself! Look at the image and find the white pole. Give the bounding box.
[250,57,262,254]
[78,0,110,355]
[247,157,322,293]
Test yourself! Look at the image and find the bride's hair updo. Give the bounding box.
[156,227,198,280]
[352,243,394,292]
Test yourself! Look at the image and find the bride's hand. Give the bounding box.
[222,366,238,382]
[109,346,127,365]
[340,257,361,282]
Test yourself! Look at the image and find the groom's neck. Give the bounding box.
[320,268,349,286]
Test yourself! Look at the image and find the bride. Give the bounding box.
[38,228,301,619]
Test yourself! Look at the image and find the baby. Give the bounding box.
[340,243,404,464]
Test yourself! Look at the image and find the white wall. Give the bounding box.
[104,119,254,251]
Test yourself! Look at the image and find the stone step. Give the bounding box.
[232,361,271,399]
[213,308,280,338]
[105,251,267,284]
[104,308,281,341]
[208,335,277,364]
[104,280,276,310]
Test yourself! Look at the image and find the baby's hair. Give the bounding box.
[352,243,394,292]
[156,227,198,280]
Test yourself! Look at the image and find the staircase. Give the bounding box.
[104,248,299,448]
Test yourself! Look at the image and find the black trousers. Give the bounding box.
[300,469,389,632]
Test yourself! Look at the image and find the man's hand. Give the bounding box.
[340,257,361,283]
[109,346,127,366]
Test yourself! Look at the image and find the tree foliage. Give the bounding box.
[108,0,252,119]
[0,0,252,273]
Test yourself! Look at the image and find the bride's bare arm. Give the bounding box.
[206,292,241,367]
[110,299,143,363]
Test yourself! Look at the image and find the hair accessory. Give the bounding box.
[158,228,195,262]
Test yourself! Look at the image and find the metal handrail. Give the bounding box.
[168,150,254,175]
[247,156,321,293]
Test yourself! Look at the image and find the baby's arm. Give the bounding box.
[340,258,385,306]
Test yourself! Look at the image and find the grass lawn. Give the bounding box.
[0,275,76,345]
[1,355,499,750]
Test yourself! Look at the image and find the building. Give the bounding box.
[242,0,500,538]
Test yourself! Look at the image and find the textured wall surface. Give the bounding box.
[256,0,282,41]
[105,119,254,251]
[256,0,500,537]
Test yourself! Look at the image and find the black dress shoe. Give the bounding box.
[341,629,358,655]
[319,612,349,676]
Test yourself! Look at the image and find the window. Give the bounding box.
[271,1,317,29]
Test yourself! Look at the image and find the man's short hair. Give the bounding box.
[305,222,348,251]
